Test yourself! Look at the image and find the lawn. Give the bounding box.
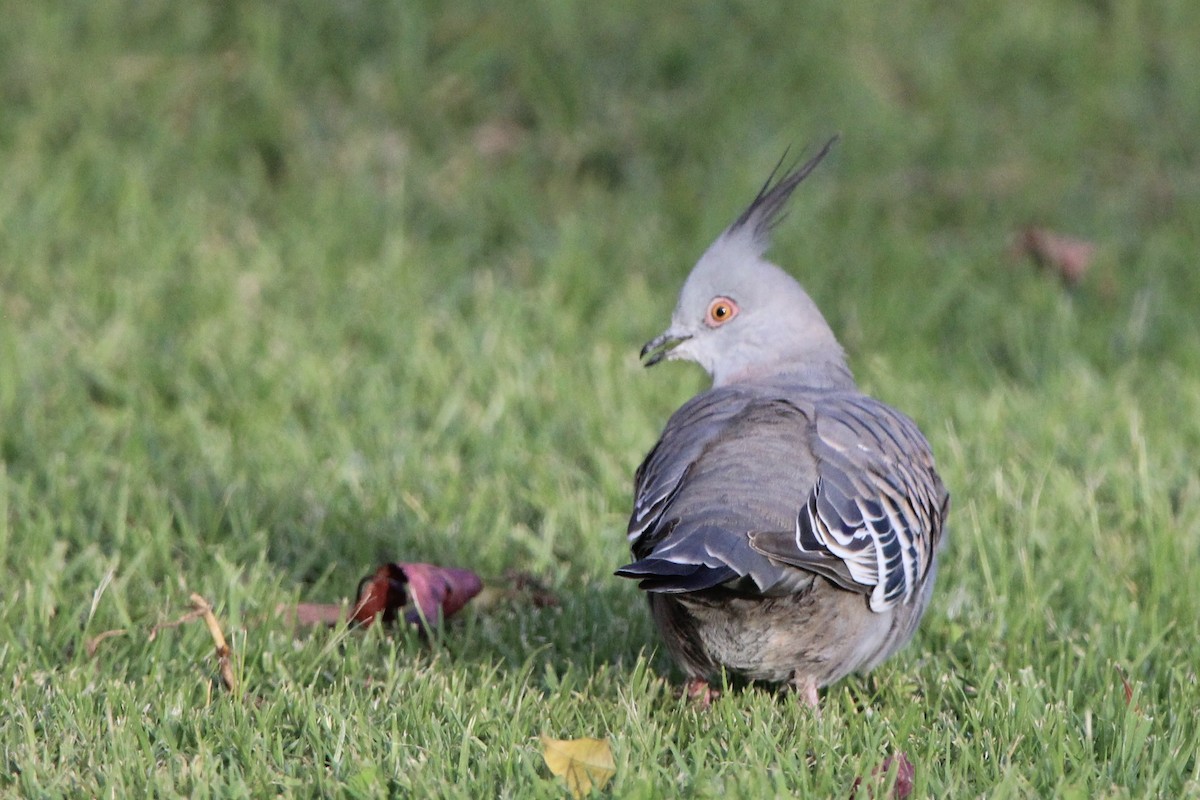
[2,1,1199,796]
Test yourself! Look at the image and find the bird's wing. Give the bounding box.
[747,393,949,612]
[617,388,822,595]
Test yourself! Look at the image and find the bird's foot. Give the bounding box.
[793,674,821,715]
[685,677,719,709]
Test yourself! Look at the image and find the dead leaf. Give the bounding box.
[540,735,616,798]
[148,600,236,692]
[473,119,524,159]
[1114,663,1144,714]
[190,593,237,693]
[1012,227,1097,286]
[473,570,561,611]
[685,677,719,709]
[85,628,127,657]
[850,751,914,800]
[505,570,560,608]
[349,563,407,625]
[281,562,483,633]
[879,752,914,799]
[351,562,483,630]
[148,607,206,642]
[1117,664,1134,706]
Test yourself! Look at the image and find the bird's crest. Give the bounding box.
[726,136,838,255]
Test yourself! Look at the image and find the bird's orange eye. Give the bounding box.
[706,297,739,327]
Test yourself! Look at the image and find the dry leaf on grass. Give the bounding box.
[1117,664,1134,706]
[148,607,206,642]
[85,629,127,657]
[473,118,525,160]
[353,562,482,629]
[473,570,561,611]
[850,751,914,800]
[1011,227,1097,286]
[147,595,238,694]
[502,570,560,608]
[685,676,720,708]
[190,593,237,693]
[540,735,616,798]
[1115,663,1144,714]
[280,562,483,633]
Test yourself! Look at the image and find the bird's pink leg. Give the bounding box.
[685,677,719,708]
[793,673,821,713]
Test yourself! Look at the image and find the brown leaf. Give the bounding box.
[280,562,483,632]
[473,119,524,160]
[190,593,237,693]
[506,570,561,608]
[879,752,914,800]
[473,570,561,611]
[349,563,408,626]
[1118,666,1134,706]
[145,598,238,695]
[850,751,914,800]
[148,608,206,642]
[540,735,616,798]
[1012,227,1097,286]
[85,629,127,657]
[685,677,719,709]
[350,562,483,630]
[1115,664,1143,713]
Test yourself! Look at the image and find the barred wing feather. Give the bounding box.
[749,395,947,612]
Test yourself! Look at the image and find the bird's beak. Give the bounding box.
[640,330,692,367]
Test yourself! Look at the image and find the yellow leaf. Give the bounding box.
[540,735,616,798]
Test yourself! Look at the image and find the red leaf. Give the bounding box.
[349,563,407,626]
[281,562,483,632]
[878,752,914,800]
[397,562,483,627]
[350,562,483,630]
[1012,227,1097,286]
[851,751,914,800]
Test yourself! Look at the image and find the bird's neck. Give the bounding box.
[714,356,856,390]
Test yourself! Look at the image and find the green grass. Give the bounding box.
[3,0,1200,796]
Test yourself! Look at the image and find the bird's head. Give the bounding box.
[641,138,850,387]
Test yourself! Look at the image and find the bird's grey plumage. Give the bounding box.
[617,139,949,699]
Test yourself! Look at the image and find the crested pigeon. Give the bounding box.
[616,139,949,706]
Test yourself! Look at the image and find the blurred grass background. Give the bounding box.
[2,1,1199,796]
